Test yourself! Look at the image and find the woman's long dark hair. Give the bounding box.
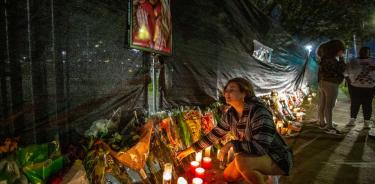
[323,39,345,58]
[316,42,328,63]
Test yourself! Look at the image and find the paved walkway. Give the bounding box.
[281,90,375,184]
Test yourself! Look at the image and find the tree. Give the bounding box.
[253,0,375,44]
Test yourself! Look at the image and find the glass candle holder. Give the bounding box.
[177,177,188,184]
[202,157,212,170]
[190,161,200,174]
[195,151,203,162]
[195,167,205,179]
[192,177,203,184]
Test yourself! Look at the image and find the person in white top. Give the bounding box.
[344,47,375,128]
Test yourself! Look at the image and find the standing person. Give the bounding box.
[176,78,293,184]
[344,47,375,128]
[317,40,346,134]
[316,42,327,128]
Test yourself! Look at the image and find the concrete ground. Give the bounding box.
[281,90,375,184]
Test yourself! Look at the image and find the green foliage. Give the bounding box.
[339,83,349,97]
[175,110,191,147]
[253,0,375,43]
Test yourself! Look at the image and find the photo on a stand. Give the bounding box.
[128,0,172,55]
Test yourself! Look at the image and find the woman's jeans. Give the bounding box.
[348,84,374,120]
[318,80,339,128]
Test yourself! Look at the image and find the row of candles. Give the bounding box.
[290,92,316,122]
[274,92,316,135]
[162,92,315,183]
[305,92,316,105]
[162,146,233,184]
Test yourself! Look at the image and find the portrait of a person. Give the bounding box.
[131,0,172,54]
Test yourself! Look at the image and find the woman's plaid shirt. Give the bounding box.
[192,97,293,174]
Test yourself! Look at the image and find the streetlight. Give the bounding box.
[303,45,313,90]
[305,45,312,54]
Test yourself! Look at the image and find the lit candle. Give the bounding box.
[227,147,234,163]
[162,171,172,184]
[190,161,200,174]
[289,105,293,110]
[192,177,203,184]
[293,108,300,113]
[217,149,225,169]
[195,167,205,179]
[296,112,303,122]
[296,112,301,120]
[164,163,173,173]
[204,146,211,157]
[276,121,283,134]
[195,151,203,162]
[162,163,173,183]
[177,177,188,184]
[202,157,212,169]
[307,97,312,104]
[282,127,288,135]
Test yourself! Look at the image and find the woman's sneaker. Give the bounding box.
[325,127,342,135]
[317,121,327,129]
[319,124,329,130]
[346,118,356,127]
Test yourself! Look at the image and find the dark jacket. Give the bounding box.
[318,57,346,84]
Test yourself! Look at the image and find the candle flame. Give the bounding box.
[177,177,188,184]
[192,177,203,184]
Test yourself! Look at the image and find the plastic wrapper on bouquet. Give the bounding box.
[16,140,63,184]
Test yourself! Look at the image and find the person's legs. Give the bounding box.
[358,87,375,128]
[350,86,361,119]
[322,81,339,128]
[234,153,284,184]
[360,87,374,121]
[318,82,327,126]
[223,160,243,182]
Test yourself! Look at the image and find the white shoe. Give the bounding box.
[332,122,338,128]
[346,118,356,127]
[325,127,342,135]
[369,128,375,139]
[318,122,328,130]
[364,120,372,129]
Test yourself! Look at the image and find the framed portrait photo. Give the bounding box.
[129,0,172,55]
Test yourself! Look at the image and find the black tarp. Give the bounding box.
[162,0,317,107]
[0,0,317,143]
[0,0,148,143]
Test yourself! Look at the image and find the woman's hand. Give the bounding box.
[218,142,234,161]
[176,147,195,161]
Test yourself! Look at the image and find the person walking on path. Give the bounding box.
[344,47,375,129]
[317,40,346,135]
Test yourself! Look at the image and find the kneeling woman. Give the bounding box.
[177,78,293,184]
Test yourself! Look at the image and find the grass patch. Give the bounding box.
[339,82,349,97]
